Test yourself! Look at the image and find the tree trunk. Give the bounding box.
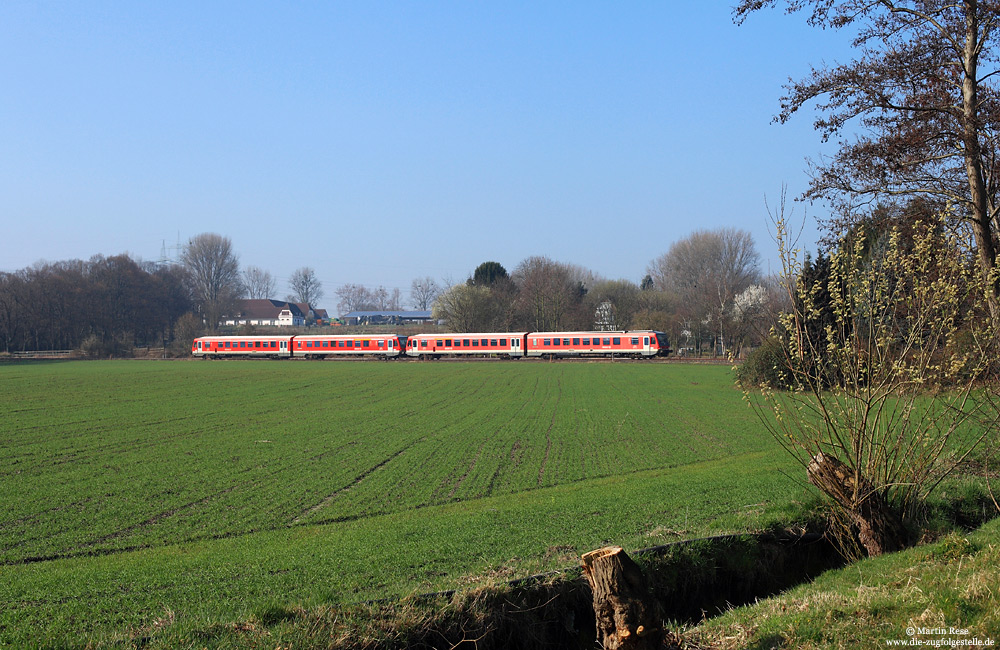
[960,1,1000,324]
[581,546,661,650]
[807,452,909,557]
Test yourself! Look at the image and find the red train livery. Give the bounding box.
[193,330,669,360]
[525,331,667,359]
[192,334,403,358]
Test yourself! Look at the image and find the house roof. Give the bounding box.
[237,299,306,319]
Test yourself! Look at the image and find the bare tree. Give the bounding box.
[335,283,370,315]
[386,287,402,311]
[735,0,1000,321]
[511,256,589,331]
[243,266,277,300]
[647,228,760,355]
[410,276,441,310]
[586,279,641,331]
[180,233,242,332]
[287,267,324,306]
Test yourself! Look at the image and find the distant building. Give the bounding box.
[224,299,323,327]
[342,310,432,326]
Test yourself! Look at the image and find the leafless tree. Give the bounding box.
[181,233,242,331]
[386,287,402,311]
[585,279,641,330]
[735,0,1000,321]
[287,267,324,306]
[0,256,191,354]
[410,276,441,310]
[647,228,760,355]
[243,266,276,300]
[511,256,590,331]
[335,283,371,315]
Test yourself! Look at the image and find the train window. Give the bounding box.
[543,339,551,346]
[471,340,479,347]
[463,339,470,347]
[240,342,247,348]
[613,338,621,345]
[344,340,351,348]
[445,339,452,346]
[583,338,590,345]
[553,339,560,346]
[631,338,639,345]
[562,338,570,346]
[603,338,611,345]
[378,340,385,347]
[255,341,261,348]
[573,338,580,345]
[364,340,370,347]
[500,339,507,346]
[421,340,429,348]
[307,341,313,348]
[336,341,343,347]
[480,339,487,346]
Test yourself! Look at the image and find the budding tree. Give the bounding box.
[746,211,998,558]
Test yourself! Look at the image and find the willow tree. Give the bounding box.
[736,0,1000,321]
[748,211,998,558]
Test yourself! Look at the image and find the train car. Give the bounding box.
[292,334,404,358]
[193,335,294,358]
[525,330,670,359]
[406,332,529,359]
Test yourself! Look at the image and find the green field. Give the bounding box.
[0,360,805,647]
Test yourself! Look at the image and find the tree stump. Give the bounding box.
[581,546,661,650]
[807,452,909,556]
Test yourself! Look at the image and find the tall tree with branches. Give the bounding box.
[735,0,1000,321]
[287,267,324,306]
[181,233,242,332]
[242,266,277,300]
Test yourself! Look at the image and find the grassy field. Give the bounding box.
[0,360,807,647]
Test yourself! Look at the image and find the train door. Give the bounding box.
[511,337,522,357]
[643,335,651,356]
[280,340,288,356]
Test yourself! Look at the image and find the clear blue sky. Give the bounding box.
[1,2,853,306]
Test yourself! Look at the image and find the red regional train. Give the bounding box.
[405,330,669,359]
[193,330,669,360]
[192,334,404,359]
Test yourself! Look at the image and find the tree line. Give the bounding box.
[0,255,191,356]
[0,226,772,356]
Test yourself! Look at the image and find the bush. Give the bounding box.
[735,336,790,388]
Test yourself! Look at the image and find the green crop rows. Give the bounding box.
[0,360,804,646]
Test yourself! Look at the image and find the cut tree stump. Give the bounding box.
[806,452,909,556]
[581,546,662,650]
